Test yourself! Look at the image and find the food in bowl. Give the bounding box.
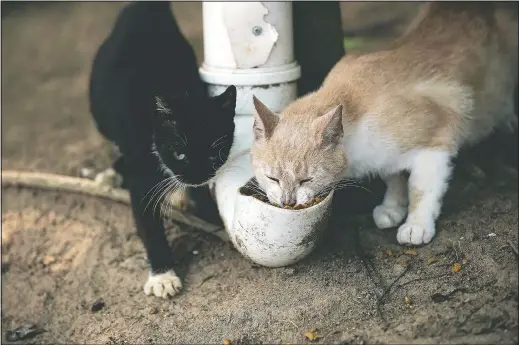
[231,178,335,267]
[238,182,326,210]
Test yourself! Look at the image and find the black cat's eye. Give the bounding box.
[300,178,313,185]
[267,176,279,183]
[173,152,187,161]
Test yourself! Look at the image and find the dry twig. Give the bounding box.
[1,170,228,241]
[507,239,518,257]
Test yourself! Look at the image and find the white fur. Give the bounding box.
[397,150,453,245]
[343,116,455,245]
[373,173,408,229]
[144,270,183,299]
[342,114,426,178]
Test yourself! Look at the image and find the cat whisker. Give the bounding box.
[142,178,175,215]
[213,140,228,150]
[172,132,187,147]
[156,178,182,218]
[142,177,172,204]
[317,180,375,197]
[218,149,224,163]
[152,181,175,218]
[211,134,228,148]
[161,180,183,218]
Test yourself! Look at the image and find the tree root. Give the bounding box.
[1,170,228,241]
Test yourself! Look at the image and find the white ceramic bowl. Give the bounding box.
[228,182,334,268]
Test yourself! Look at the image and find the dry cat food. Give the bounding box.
[239,179,326,210]
[248,192,324,209]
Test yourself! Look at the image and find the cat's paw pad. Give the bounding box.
[397,221,435,246]
[143,271,183,299]
[373,204,407,229]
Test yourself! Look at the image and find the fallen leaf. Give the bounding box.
[398,259,410,268]
[304,328,322,342]
[223,339,231,345]
[42,255,56,266]
[404,249,418,256]
[385,249,393,256]
[427,257,440,265]
[452,263,462,272]
[404,295,412,306]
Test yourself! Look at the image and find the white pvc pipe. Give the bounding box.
[200,2,301,232]
[200,1,301,115]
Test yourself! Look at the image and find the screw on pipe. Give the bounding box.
[252,26,263,36]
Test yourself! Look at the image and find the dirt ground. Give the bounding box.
[1,2,518,344]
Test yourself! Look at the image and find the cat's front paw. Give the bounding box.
[143,270,183,299]
[397,220,435,246]
[373,204,407,229]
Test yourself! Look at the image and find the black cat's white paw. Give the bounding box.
[143,270,183,299]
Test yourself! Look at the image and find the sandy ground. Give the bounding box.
[1,2,518,344]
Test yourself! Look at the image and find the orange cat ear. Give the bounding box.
[252,95,279,141]
[312,105,343,148]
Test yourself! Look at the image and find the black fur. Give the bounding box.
[89,2,236,275]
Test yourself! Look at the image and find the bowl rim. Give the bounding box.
[237,187,335,215]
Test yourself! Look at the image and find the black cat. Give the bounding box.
[89,1,237,298]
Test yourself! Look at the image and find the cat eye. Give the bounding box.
[267,176,279,183]
[300,178,313,185]
[173,152,186,161]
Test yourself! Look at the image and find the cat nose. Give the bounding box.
[282,195,296,206]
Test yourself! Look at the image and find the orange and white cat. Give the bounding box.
[250,3,518,246]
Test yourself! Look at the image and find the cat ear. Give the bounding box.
[312,105,343,148]
[214,85,237,112]
[252,95,279,141]
[154,96,172,116]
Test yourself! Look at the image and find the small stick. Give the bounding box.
[507,239,518,257]
[1,170,226,239]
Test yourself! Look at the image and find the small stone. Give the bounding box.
[2,255,10,273]
[192,250,199,255]
[149,306,159,315]
[91,299,105,312]
[80,167,95,179]
[42,255,56,266]
[282,267,296,276]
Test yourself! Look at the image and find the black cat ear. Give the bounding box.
[215,85,237,111]
[154,96,172,116]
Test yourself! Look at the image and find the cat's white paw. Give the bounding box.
[373,204,407,229]
[397,221,435,246]
[143,271,183,299]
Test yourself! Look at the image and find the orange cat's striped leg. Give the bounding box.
[397,149,453,246]
[373,173,408,229]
